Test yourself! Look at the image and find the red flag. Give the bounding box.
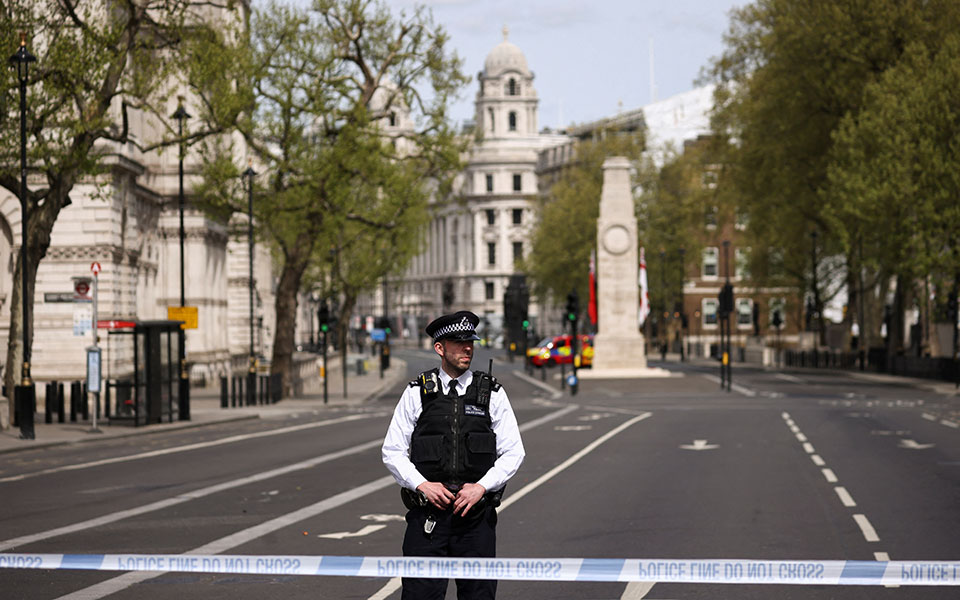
[588,249,598,326]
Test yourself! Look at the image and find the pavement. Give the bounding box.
[0,353,408,455]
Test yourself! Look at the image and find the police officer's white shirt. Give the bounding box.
[382,368,525,493]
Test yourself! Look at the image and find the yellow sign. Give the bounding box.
[168,306,198,329]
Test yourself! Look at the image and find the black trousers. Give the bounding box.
[401,504,498,600]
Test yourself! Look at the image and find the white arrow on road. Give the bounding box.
[899,439,935,450]
[555,425,593,431]
[317,524,387,539]
[680,439,719,451]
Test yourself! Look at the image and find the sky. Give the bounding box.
[385,0,746,131]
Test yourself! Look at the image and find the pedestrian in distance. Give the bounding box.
[382,310,525,599]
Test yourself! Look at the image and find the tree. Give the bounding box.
[827,34,960,355]
[525,132,644,310]
[0,0,231,426]
[703,0,960,347]
[193,0,466,394]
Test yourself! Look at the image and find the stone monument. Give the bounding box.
[581,157,670,378]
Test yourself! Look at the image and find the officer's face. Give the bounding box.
[436,339,473,375]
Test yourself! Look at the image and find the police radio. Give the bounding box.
[476,359,493,408]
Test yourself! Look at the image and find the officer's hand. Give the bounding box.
[453,483,486,516]
[417,481,455,509]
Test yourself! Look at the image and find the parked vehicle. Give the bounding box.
[526,334,594,368]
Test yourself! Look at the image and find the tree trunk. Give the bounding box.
[270,245,312,398]
[3,178,69,429]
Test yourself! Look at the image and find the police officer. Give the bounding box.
[383,310,525,599]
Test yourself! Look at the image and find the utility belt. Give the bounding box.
[400,484,504,512]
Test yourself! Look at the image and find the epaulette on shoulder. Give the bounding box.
[491,377,502,392]
[408,378,421,388]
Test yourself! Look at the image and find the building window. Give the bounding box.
[705,205,718,229]
[485,281,495,300]
[703,299,718,326]
[737,298,753,327]
[388,112,397,127]
[485,174,494,193]
[507,78,518,96]
[512,173,522,192]
[488,107,495,133]
[513,241,523,264]
[487,242,496,266]
[486,209,495,225]
[508,111,517,131]
[702,247,718,278]
[512,209,522,225]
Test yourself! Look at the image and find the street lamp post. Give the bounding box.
[10,33,36,439]
[243,163,257,406]
[811,230,821,348]
[659,250,667,360]
[678,247,686,362]
[171,98,191,420]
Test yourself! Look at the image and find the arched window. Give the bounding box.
[507,78,518,96]
[508,111,517,131]
[488,108,495,133]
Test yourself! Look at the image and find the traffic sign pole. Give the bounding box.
[88,264,102,433]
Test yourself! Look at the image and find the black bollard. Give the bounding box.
[45,382,54,424]
[220,376,228,408]
[70,381,81,422]
[16,385,35,440]
[58,382,65,423]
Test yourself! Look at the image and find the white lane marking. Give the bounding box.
[680,439,719,451]
[789,425,801,434]
[555,425,593,431]
[700,374,756,396]
[834,486,857,507]
[53,403,582,600]
[821,468,838,483]
[0,438,384,552]
[795,432,808,442]
[922,413,937,421]
[899,439,935,450]
[775,373,804,384]
[368,411,655,600]
[810,455,825,467]
[854,514,880,542]
[360,514,405,523]
[513,370,563,399]
[941,419,959,429]
[621,581,656,599]
[53,476,397,600]
[0,413,383,483]
[578,413,614,421]
[317,524,388,539]
[802,442,815,454]
[875,552,900,588]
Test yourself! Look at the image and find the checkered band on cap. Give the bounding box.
[433,316,475,340]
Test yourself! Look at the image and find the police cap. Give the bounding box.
[426,310,481,342]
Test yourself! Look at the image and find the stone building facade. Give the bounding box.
[0,116,276,401]
[364,29,569,343]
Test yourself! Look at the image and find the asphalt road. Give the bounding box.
[2,347,959,599]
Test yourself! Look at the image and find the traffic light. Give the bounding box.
[772,309,783,329]
[318,301,330,333]
[565,291,579,322]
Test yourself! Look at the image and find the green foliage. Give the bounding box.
[525,132,644,306]
[827,33,960,285]
[702,0,960,345]
[190,0,467,380]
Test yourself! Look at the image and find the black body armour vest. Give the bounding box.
[409,369,498,486]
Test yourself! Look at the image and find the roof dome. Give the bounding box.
[483,26,530,78]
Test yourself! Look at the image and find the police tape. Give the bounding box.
[1,553,959,586]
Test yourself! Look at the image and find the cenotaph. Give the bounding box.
[580,157,670,378]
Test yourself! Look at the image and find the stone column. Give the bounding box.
[585,157,668,378]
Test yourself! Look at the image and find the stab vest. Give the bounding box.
[409,368,498,486]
